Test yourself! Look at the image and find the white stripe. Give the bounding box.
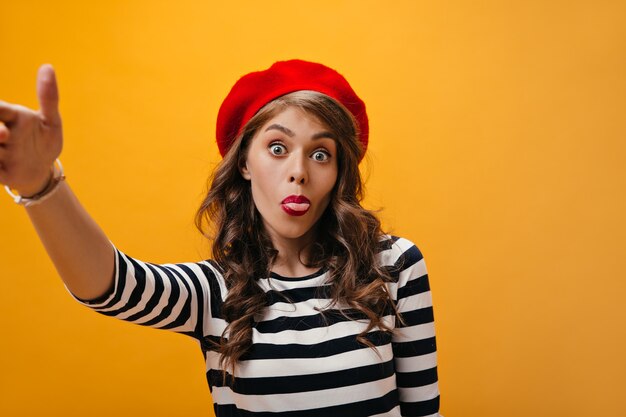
[205,318,227,338]
[394,352,438,373]
[398,381,440,402]
[152,263,199,331]
[258,274,328,291]
[200,260,229,301]
[253,315,395,346]
[370,405,402,417]
[119,263,185,328]
[207,345,394,378]
[198,261,231,337]
[387,237,416,261]
[167,262,208,331]
[396,290,433,315]
[373,235,415,270]
[113,260,161,321]
[261,300,398,325]
[392,322,435,343]
[399,257,428,283]
[114,261,192,331]
[262,297,350,321]
[253,319,370,345]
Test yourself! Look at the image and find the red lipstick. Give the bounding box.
[281,195,311,216]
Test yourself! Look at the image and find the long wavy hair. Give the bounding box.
[195,91,403,381]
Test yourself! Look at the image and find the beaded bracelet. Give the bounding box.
[4,159,65,207]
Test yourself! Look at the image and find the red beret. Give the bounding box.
[216,59,369,159]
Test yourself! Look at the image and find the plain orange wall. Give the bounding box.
[1,1,625,416]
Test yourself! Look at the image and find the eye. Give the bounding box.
[269,143,287,156]
[311,150,330,162]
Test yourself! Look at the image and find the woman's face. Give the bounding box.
[240,106,338,245]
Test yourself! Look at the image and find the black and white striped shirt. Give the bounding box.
[68,235,441,416]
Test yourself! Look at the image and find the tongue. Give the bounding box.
[284,202,310,211]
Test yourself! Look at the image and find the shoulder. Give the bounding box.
[377,235,428,289]
[376,236,431,301]
[377,234,425,270]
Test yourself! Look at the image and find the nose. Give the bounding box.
[288,154,308,185]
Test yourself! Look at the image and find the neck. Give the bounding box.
[267,228,319,278]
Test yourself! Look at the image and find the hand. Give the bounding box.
[0,64,63,197]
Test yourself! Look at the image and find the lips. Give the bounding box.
[281,195,311,216]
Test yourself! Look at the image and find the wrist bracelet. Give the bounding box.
[4,159,66,207]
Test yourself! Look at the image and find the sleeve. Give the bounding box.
[65,245,220,341]
[390,238,441,417]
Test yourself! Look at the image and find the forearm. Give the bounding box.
[1,66,114,301]
[25,180,115,300]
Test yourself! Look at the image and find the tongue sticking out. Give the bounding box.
[284,202,310,211]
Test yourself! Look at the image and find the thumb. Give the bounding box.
[36,64,61,126]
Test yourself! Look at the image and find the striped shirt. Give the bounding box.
[68,235,441,416]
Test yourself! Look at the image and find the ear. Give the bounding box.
[239,160,251,180]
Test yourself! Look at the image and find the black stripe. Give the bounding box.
[149,264,191,329]
[269,266,327,281]
[396,366,439,388]
[203,261,225,318]
[386,245,423,279]
[399,244,424,269]
[213,389,399,417]
[132,263,181,327]
[244,331,392,360]
[177,263,207,339]
[255,308,371,334]
[400,395,440,416]
[397,274,430,300]
[122,262,165,322]
[392,336,437,358]
[264,285,332,306]
[100,256,148,317]
[397,306,434,328]
[210,359,395,394]
[201,334,222,352]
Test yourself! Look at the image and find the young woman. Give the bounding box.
[0,60,441,416]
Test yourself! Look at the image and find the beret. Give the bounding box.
[216,59,369,159]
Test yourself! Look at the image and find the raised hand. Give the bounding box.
[0,64,63,197]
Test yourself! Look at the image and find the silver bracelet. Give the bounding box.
[4,159,65,207]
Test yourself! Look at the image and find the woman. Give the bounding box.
[0,60,441,416]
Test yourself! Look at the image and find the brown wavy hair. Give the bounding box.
[195,91,403,381]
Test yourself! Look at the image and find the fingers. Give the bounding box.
[0,141,7,184]
[36,64,61,126]
[0,122,9,144]
[0,101,18,124]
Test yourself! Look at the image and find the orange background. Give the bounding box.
[1,1,625,416]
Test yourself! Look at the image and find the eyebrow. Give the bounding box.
[264,124,336,140]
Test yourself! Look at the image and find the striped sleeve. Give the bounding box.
[390,238,441,417]
[65,244,217,340]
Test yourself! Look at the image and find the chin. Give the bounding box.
[276,226,314,240]
[263,218,318,242]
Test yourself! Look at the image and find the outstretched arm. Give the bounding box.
[0,64,114,300]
